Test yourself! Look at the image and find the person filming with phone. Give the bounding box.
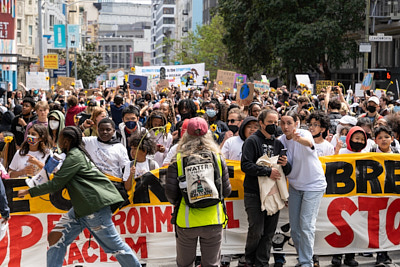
[241,109,292,267]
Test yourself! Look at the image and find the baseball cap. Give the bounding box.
[368,96,379,105]
[339,115,357,126]
[187,117,208,136]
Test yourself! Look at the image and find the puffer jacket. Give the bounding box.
[165,153,231,206]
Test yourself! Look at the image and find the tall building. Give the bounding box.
[175,0,203,40]
[203,0,218,25]
[151,0,176,66]
[96,2,151,70]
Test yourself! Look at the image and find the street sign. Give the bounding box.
[54,25,66,48]
[369,35,392,42]
[359,42,371,52]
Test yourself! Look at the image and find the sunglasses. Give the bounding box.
[227,119,239,124]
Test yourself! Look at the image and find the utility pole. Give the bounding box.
[66,5,69,77]
[364,0,371,71]
[38,0,44,70]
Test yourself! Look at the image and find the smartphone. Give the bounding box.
[280,148,287,157]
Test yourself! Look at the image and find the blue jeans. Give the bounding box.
[244,193,280,266]
[288,185,324,267]
[47,206,141,267]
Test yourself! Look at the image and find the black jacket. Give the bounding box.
[241,130,292,195]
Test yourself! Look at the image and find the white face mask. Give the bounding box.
[49,120,60,130]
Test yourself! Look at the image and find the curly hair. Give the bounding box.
[20,124,52,158]
[128,129,157,155]
[160,99,176,125]
[178,99,197,118]
[306,111,331,138]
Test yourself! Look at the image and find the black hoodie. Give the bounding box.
[238,116,258,141]
[241,129,292,195]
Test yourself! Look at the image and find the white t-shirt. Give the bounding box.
[279,129,327,191]
[123,158,159,181]
[83,136,130,178]
[338,147,367,154]
[314,140,335,157]
[9,150,51,177]
[163,144,178,166]
[221,136,244,161]
[154,133,173,167]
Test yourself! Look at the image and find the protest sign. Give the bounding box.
[295,74,313,90]
[57,77,75,89]
[254,80,270,93]
[361,73,374,91]
[316,80,335,94]
[105,80,117,88]
[75,79,84,90]
[234,73,247,89]
[237,83,254,106]
[3,153,400,266]
[26,72,50,91]
[156,79,169,92]
[128,75,148,91]
[216,70,236,92]
[117,70,125,86]
[135,63,205,88]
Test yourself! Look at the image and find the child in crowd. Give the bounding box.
[306,111,335,156]
[9,124,52,178]
[123,129,159,191]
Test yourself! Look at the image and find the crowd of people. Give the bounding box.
[0,80,398,267]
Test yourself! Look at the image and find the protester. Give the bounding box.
[0,132,16,171]
[11,96,37,146]
[165,117,231,267]
[65,95,86,126]
[279,111,326,267]
[0,106,15,133]
[24,100,50,142]
[307,111,336,156]
[220,108,245,148]
[81,107,108,137]
[203,99,229,144]
[248,102,262,118]
[359,96,383,127]
[17,126,141,267]
[241,110,291,267]
[47,110,65,153]
[0,178,10,224]
[9,124,52,178]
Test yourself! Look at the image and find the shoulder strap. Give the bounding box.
[147,158,156,170]
[177,152,183,176]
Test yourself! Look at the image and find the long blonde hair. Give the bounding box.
[174,131,220,162]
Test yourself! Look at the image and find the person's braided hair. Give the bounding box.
[61,126,97,165]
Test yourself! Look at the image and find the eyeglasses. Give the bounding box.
[307,123,321,128]
[227,119,239,124]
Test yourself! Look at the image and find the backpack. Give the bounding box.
[176,150,223,208]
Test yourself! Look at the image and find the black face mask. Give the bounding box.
[312,132,321,138]
[180,112,191,120]
[228,125,239,134]
[350,140,365,152]
[367,105,376,113]
[265,124,277,135]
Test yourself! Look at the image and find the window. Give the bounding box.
[17,19,22,43]
[28,25,33,45]
[49,15,55,31]
[163,8,174,14]
[163,17,175,24]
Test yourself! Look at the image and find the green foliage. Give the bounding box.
[169,15,237,80]
[71,43,107,88]
[218,0,365,80]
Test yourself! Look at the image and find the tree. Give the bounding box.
[169,15,237,80]
[71,43,107,88]
[218,0,365,81]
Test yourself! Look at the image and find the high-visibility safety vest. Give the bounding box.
[175,152,227,228]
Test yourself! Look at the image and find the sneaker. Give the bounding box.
[221,255,231,267]
[376,252,392,265]
[331,255,342,266]
[238,255,246,267]
[344,257,359,266]
[313,255,320,267]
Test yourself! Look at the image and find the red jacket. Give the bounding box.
[65,105,86,126]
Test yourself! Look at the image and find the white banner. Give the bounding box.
[135,63,206,90]
[26,72,50,91]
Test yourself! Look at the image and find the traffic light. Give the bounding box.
[373,71,391,80]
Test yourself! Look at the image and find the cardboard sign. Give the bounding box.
[57,77,75,88]
[156,79,169,92]
[26,72,50,91]
[237,83,254,106]
[295,74,312,90]
[361,73,374,91]
[316,80,335,94]
[216,70,236,92]
[128,74,148,91]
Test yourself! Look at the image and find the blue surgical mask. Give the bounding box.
[125,121,137,130]
[206,109,217,118]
